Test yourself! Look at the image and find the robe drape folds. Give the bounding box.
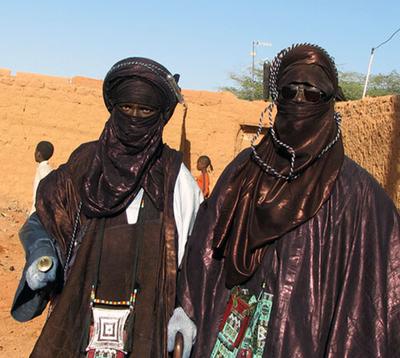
[30,142,182,357]
[179,156,400,357]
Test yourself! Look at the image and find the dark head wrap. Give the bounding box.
[103,57,180,116]
[81,57,181,217]
[206,44,344,287]
[107,78,165,110]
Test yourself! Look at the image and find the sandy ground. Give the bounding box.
[0,198,44,357]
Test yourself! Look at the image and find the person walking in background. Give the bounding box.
[30,141,54,214]
[195,155,213,198]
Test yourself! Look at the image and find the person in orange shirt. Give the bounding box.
[196,155,213,198]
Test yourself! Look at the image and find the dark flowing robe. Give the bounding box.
[179,154,400,357]
[14,141,182,357]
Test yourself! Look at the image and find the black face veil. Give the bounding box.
[81,57,180,217]
[208,44,344,287]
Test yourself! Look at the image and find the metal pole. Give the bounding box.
[361,27,400,99]
[362,48,375,99]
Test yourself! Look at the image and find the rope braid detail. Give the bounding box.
[250,43,341,181]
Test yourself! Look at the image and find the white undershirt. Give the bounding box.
[125,163,203,266]
[30,161,52,214]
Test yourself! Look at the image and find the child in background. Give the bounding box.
[196,155,213,198]
[30,141,54,214]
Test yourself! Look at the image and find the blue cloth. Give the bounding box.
[11,213,60,322]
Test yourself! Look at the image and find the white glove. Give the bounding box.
[167,307,197,358]
[26,256,58,291]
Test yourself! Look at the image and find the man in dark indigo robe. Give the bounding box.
[11,58,202,357]
[175,44,400,357]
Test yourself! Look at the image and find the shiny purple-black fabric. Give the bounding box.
[81,107,165,217]
[179,157,400,357]
[81,58,179,218]
[212,45,344,287]
[33,142,183,357]
[103,57,178,113]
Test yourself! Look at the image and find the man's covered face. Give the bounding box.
[118,103,159,118]
[272,46,340,149]
[109,77,165,119]
[277,63,335,106]
[279,82,330,103]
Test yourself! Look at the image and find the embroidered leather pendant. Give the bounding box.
[211,287,273,358]
[86,307,130,358]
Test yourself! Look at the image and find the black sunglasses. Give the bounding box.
[280,84,328,102]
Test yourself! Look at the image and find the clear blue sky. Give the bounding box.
[0,0,399,90]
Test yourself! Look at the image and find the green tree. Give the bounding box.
[222,65,400,101]
[368,70,400,97]
[220,66,264,101]
[339,70,400,100]
[338,71,364,100]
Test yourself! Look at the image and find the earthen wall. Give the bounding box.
[0,70,398,209]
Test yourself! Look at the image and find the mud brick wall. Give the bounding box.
[0,69,398,209]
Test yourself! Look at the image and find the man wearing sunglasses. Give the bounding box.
[175,44,400,357]
[280,82,329,102]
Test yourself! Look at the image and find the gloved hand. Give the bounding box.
[26,255,58,291]
[167,307,197,358]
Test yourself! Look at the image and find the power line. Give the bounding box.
[362,26,400,98]
[374,27,400,51]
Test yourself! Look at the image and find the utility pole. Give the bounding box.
[251,40,272,82]
[362,27,400,98]
[362,48,375,99]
